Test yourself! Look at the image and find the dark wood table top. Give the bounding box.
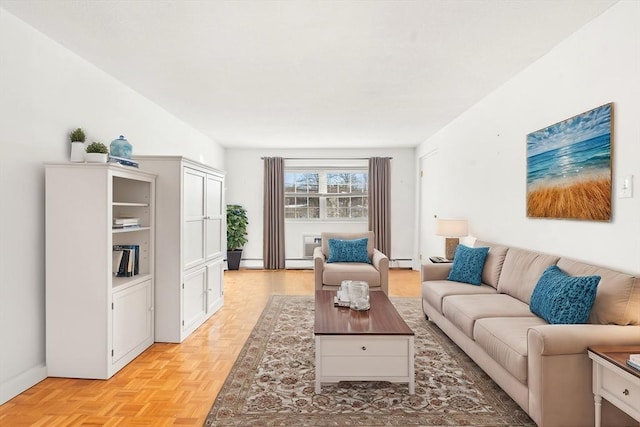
[588,345,640,379]
[314,290,414,336]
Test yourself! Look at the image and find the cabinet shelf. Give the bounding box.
[112,226,151,234]
[113,202,149,207]
[112,273,153,290]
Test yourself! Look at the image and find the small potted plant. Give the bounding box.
[226,204,248,270]
[85,142,109,163]
[69,127,86,162]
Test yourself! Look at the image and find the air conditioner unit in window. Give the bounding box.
[302,235,322,258]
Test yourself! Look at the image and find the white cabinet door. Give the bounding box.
[206,259,224,314]
[112,280,154,364]
[183,167,206,270]
[205,173,224,261]
[182,266,206,332]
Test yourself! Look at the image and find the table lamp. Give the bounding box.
[435,218,468,260]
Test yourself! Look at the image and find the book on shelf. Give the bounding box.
[109,156,139,168]
[113,244,140,277]
[114,217,141,225]
[116,249,131,277]
[113,224,142,230]
[628,354,640,371]
[113,217,141,229]
[112,250,124,275]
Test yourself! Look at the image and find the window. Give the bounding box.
[285,170,368,220]
[284,172,320,219]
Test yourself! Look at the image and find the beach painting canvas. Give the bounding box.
[527,103,612,221]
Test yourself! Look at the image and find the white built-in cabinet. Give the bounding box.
[45,163,156,379]
[135,156,225,343]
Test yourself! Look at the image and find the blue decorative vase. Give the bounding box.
[110,135,132,159]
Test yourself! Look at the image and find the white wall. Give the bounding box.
[0,9,225,404]
[225,148,415,268]
[416,0,640,274]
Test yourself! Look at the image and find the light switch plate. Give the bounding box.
[618,175,633,198]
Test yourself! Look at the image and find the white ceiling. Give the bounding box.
[1,0,618,149]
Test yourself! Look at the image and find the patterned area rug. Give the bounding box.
[205,295,535,426]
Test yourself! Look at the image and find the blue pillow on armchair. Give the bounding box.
[447,244,489,285]
[327,238,371,263]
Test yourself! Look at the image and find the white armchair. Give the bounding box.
[313,231,389,295]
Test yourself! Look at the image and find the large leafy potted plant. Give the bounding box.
[226,204,248,270]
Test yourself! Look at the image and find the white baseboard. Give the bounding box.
[227,259,415,270]
[0,363,47,405]
[389,259,413,269]
[285,259,315,269]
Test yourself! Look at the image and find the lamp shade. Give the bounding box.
[435,218,468,237]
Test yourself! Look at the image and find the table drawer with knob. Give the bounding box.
[321,337,409,357]
[601,366,640,415]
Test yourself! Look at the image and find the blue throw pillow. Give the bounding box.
[530,265,600,325]
[327,238,371,263]
[447,245,489,285]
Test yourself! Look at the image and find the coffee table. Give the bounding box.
[314,290,415,394]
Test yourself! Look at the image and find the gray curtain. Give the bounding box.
[368,157,391,257]
[263,157,286,269]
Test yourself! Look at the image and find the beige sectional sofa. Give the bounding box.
[421,240,640,427]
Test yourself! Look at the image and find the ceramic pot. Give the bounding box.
[85,153,108,163]
[70,142,85,162]
[227,250,243,270]
[110,135,132,159]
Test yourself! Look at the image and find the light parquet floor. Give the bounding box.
[0,269,421,426]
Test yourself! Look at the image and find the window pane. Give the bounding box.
[284,173,296,192]
[352,206,367,218]
[308,174,319,193]
[352,173,367,192]
[284,196,295,218]
[295,174,307,192]
[351,197,364,207]
[285,172,320,194]
[327,173,349,193]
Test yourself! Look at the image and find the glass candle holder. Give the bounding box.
[348,281,370,311]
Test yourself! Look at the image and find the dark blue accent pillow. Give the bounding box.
[447,245,489,285]
[530,265,600,325]
[327,238,371,263]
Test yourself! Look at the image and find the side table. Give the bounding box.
[588,345,640,427]
[429,256,452,263]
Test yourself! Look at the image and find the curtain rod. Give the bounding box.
[260,157,392,160]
